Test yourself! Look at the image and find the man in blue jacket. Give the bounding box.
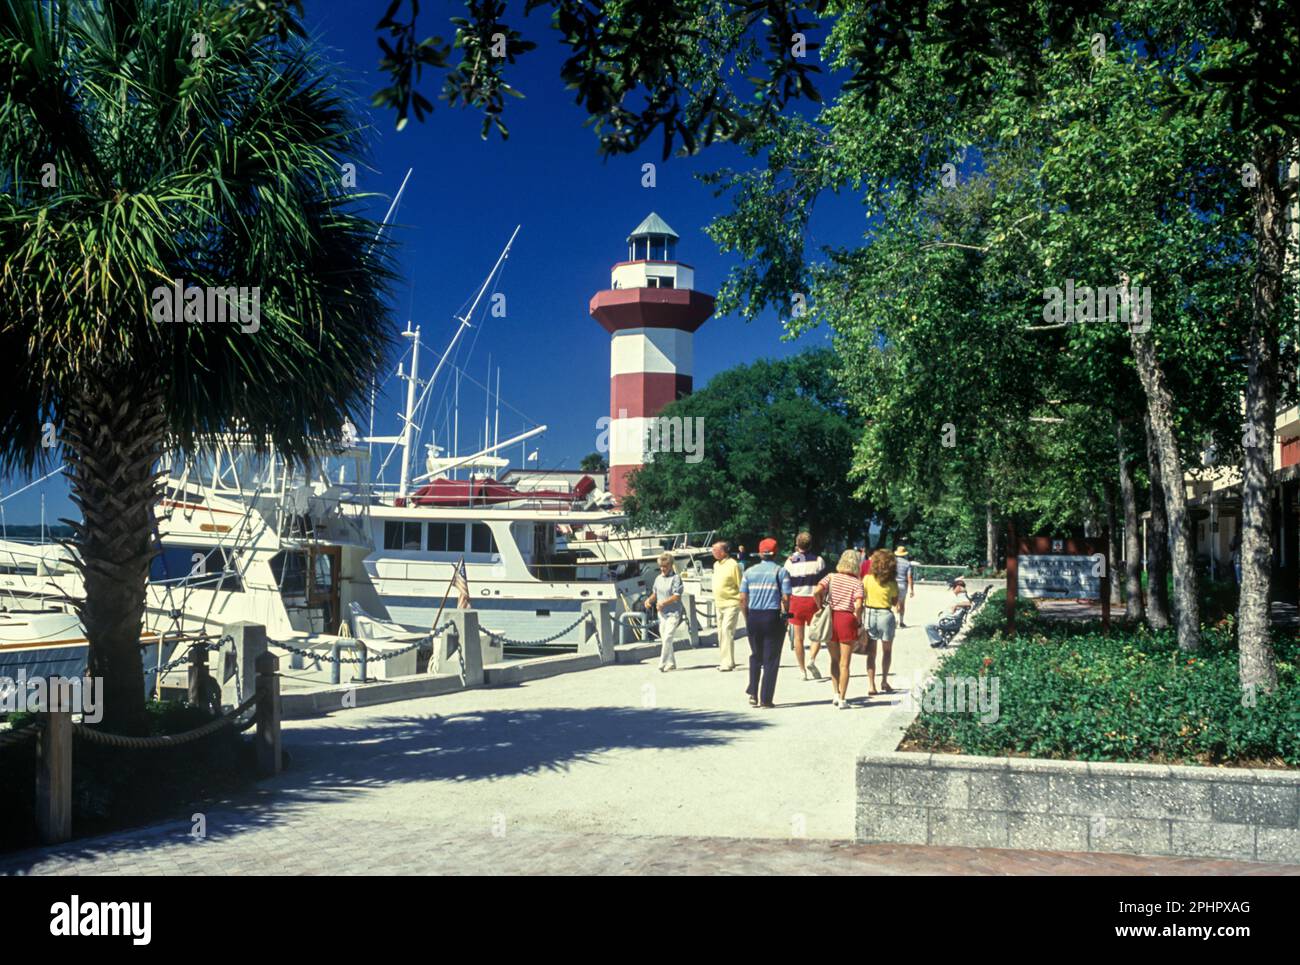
[740,537,792,708]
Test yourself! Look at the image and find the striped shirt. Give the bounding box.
[817,572,863,612]
[740,560,791,611]
[784,551,824,598]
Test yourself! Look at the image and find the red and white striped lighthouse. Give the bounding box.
[590,213,715,501]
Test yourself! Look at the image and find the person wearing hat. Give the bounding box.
[925,578,972,648]
[739,537,792,708]
[894,545,915,627]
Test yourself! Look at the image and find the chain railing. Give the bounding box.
[479,611,594,649]
[274,622,454,667]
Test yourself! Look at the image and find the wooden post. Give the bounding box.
[187,641,210,709]
[36,710,72,844]
[255,651,281,777]
[1005,520,1019,637]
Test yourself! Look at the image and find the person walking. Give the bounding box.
[739,537,791,708]
[813,549,865,708]
[710,540,744,671]
[863,549,899,694]
[925,578,972,648]
[785,532,825,680]
[894,545,915,628]
[646,552,685,672]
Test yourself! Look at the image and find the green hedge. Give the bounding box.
[907,590,1300,767]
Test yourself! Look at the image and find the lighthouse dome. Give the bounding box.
[626,212,678,262]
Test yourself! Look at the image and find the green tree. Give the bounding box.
[579,452,608,473]
[0,0,394,729]
[623,351,871,551]
[336,0,1292,683]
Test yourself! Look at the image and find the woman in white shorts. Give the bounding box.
[862,549,899,694]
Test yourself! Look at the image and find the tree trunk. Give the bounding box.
[1128,286,1199,651]
[1117,422,1144,622]
[986,501,996,570]
[1144,413,1172,629]
[62,382,167,733]
[1237,136,1284,694]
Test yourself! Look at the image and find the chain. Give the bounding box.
[146,637,230,675]
[275,624,452,666]
[480,611,593,648]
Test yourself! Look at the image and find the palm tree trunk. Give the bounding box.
[1117,421,1144,622]
[1237,135,1284,694]
[1144,413,1172,629]
[1129,294,1200,651]
[62,382,167,733]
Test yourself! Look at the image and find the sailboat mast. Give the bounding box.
[397,322,420,500]
[366,168,412,475]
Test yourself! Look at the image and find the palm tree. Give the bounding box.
[0,0,395,730]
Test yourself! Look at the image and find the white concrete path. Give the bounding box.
[254,580,960,842]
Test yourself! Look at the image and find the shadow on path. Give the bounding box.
[0,705,767,873]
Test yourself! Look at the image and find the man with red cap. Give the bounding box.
[739,537,792,708]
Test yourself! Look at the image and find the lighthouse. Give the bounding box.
[590,213,716,501]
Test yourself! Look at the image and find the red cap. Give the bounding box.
[758,537,778,554]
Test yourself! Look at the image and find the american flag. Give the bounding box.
[453,557,471,608]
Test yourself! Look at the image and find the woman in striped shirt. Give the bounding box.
[813,549,864,708]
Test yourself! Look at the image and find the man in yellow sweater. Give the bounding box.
[710,540,744,671]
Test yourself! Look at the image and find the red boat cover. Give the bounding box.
[395,475,594,507]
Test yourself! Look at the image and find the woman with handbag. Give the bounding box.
[812,549,864,708]
[862,549,900,695]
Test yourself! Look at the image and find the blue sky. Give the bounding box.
[1,1,866,524]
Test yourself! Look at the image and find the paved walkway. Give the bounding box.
[3,581,1295,874]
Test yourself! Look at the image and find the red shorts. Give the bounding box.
[788,595,818,626]
[831,610,860,644]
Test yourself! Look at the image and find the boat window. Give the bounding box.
[270,550,308,595]
[384,520,423,551]
[471,523,497,555]
[427,522,466,553]
[151,546,242,592]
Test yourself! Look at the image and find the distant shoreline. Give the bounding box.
[0,524,75,539]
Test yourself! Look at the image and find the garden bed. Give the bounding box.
[901,591,1298,767]
[859,592,1299,861]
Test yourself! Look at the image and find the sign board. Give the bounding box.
[1005,524,1110,634]
[1017,554,1105,599]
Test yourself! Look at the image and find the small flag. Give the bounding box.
[453,556,471,608]
[527,450,538,462]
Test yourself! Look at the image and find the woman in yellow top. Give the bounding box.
[862,549,899,695]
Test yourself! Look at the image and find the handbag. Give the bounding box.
[852,622,872,655]
[807,603,832,645]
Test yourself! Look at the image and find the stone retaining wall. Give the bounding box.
[856,749,1300,863]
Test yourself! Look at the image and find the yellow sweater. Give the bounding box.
[863,574,898,609]
[712,557,743,607]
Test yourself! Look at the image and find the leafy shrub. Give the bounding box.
[906,591,1300,767]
